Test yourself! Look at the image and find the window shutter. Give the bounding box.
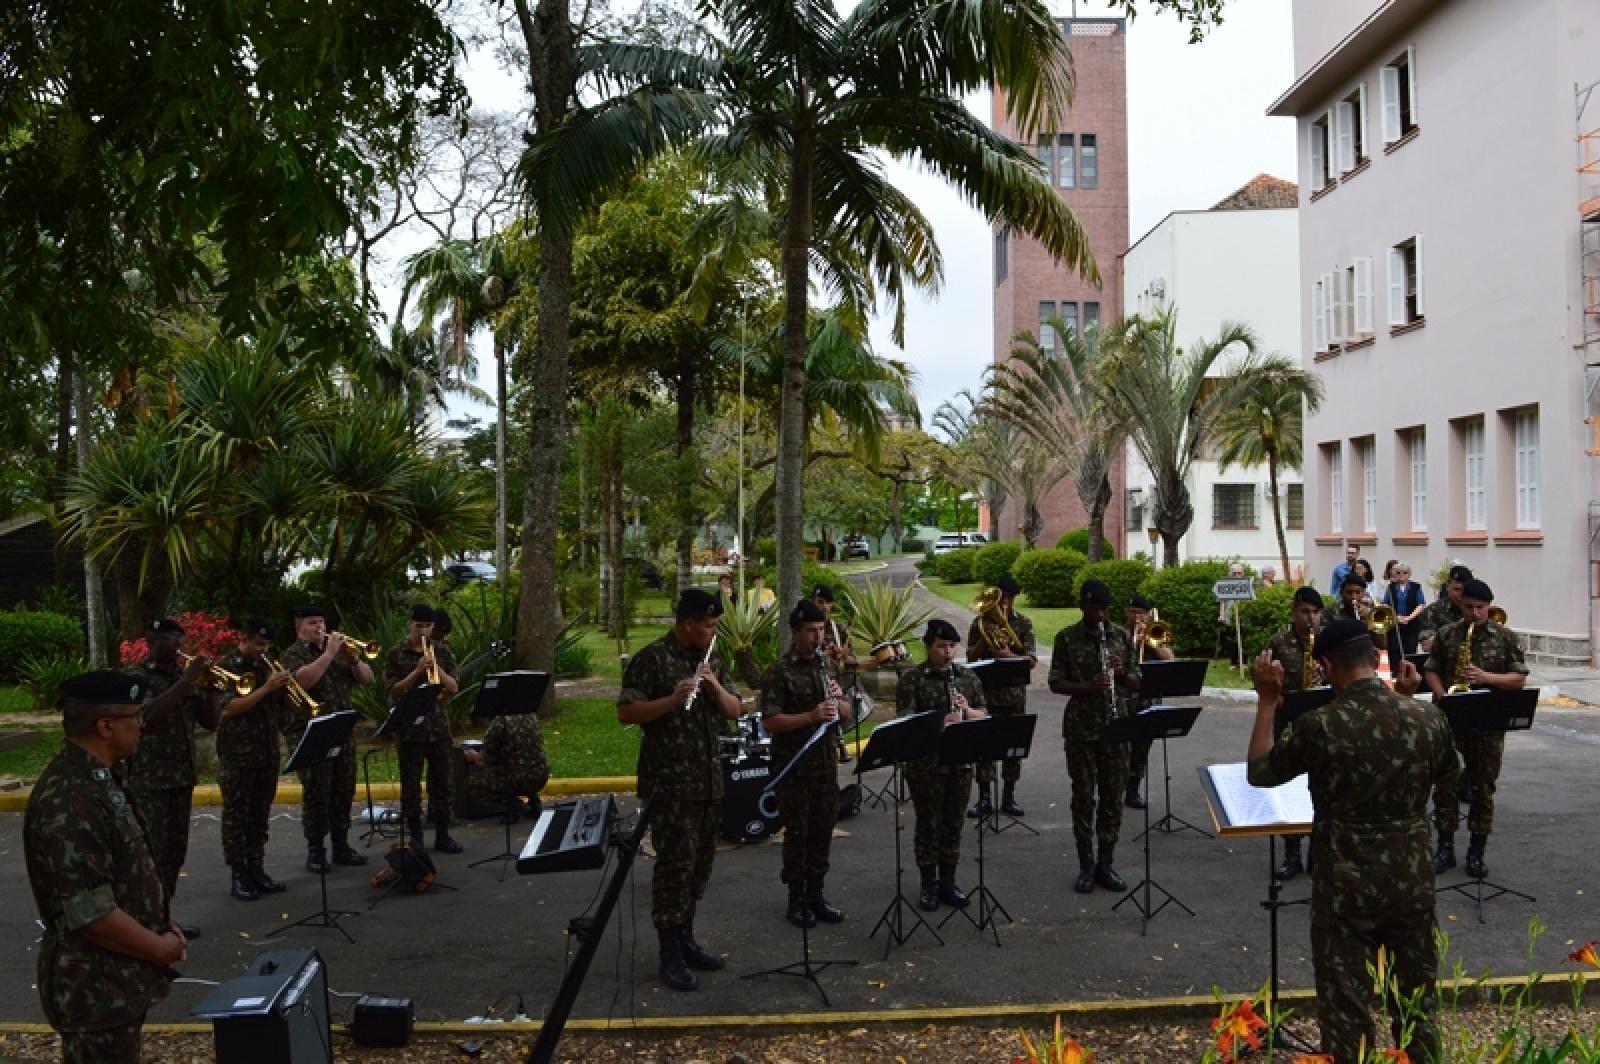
[1381,66,1401,142]
[1357,82,1368,157]
[1313,277,1327,351]
[1336,102,1355,171]
[1329,268,1348,345]
[1387,248,1406,325]
[1413,234,1425,316]
[1309,122,1325,191]
[1353,257,1373,335]
[1406,45,1418,124]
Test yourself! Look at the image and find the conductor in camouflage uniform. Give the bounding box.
[26,671,189,1063]
[384,604,462,854]
[1121,594,1173,811]
[966,574,1036,820]
[618,588,743,991]
[281,605,375,873]
[1417,564,1471,650]
[1424,577,1527,879]
[759,599,845,929]
[1049,579,1140,894]
[464,709,551,816]
[128,617,219,938]
[1265,587,1325,881]
[216,618,292,901]
[896,618,987,911]
[1249,619,1458,1063]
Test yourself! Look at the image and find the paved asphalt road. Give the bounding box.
[2,557,1594,1026]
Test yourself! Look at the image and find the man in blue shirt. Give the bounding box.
[1329,544,1358,596]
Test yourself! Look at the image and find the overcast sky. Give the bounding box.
[436,2,1298,434]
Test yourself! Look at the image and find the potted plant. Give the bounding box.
[717,592,779,692]
[841,578,933,703]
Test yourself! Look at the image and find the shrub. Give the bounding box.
[0,610,83,682]
[934,547,979,584]
[1136,560,1234,657]
[900,537,925,554]
[973,541,1024,587]
[1013,548,1088,608]
[21,653,89,711]
[1073,558,1154,613]
[841,578,933,648]
[554,621,592,680]
[1056,528,1115,560]
[916,550,938,575]
[759,558,849,608]
[1235,583,1296,660]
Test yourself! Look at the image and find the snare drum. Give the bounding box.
[869,639,909,666]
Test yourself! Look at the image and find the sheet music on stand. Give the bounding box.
[966,658,1032,691]
[375,683,439,739]
[1196,763,1312,837]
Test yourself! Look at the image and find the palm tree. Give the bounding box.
[519,0,1095,625]
[934,390,1070,548]
[1097,307,1258,567]
[1210,354,1325,582]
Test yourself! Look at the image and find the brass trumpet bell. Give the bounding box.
[340,635,383,660]
[179,652,255,696]
[1367,605,1397,635]
[1144,619,1173,648]
[1488,606,1508,626]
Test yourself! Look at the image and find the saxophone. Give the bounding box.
[1446,622,1477,694]
[1303,628,1321,688]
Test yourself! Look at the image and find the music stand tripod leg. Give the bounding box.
[1142,736,1212,839]
[266,846,359,944]
[742,903,858,1006]
[360,747,396,845]
[467,786,519,882]
[868,765,943,960]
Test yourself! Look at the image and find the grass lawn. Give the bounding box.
[575,622,671,683]
[541,696,640,778]
[0,726,63,780]
[1204,658,1253,690]
[0,685,33,713]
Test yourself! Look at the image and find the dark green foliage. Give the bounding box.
[934,548,979,584]
[1074,558,1154,613]
[1137,560,1234,657]
[20,653,90,711]
[973,541,1024,587]
[1056,528,1116,560]
[0,611,84,682]
[901,537,925,553]
[762,559,849,610]
[1013,548,1087,608]
[1236,583,1296,659]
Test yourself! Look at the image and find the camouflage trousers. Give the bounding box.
[776,774,838,884]
[1432,731,1504,835]
[468,765,542,805]
[131,785,192,913]
[297,742,357,839]
[1310,898,1440,1064]
[59,1020,144,1064]
[218,757,278,866]
[904,761,972,868]
[1126,738,1153,788]
[975,702,1024,786]
[650,797,719,929]
[399,736,453,830]
[1064,739,1128,848]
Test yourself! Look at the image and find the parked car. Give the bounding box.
[622,556,665,591]
[842,534,871,559]
[932,532,988,555]
[446,560,497,584]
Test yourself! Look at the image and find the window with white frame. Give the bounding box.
[1309,112,1333,192]
[1084,302,1101,353]
[1312,275,1328,351]
[1213,484,1257,530]
[1408,428,1427,531]
[1337,84,1367,171]
[1286,483,1304,530]
[1328,445,1344,534]
[1352,257,1373,337]
[1381,46,1418,142]
[1514,407,1540,529]
[1036,136,1055,186]
[1359,437,1377,533]
[1038,301,1056,354]
[1328,269,1349,345]
[994,228,1008,286]
[1462,418,1486,530]
[1388,237,1424,325]
[1059,301,1079,341]
[1057,133,1076,189]
[1080,134,1098,189]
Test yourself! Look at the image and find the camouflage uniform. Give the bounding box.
[966,610,1035,786]
[1416,596,1463,649]
[1249,676,1459,1063]
[25,742,170,1061]
[759,651,841,885]
[895,662,985,868]
[1425,619,1529,834]
[216,654,286,866]
[621,633,738,930]
[1267,627,1318,695]
[280,639,361,840]
[127,659,206,916]
[1320,600,1363,628]
[384,641,458,830]
[468,714,551,803]
[1049,621,1140,847]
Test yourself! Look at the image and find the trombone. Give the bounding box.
[1132,612,1173,664]
[179,652,255,696]
[266,655,323,717]
[1362,602,1397,636]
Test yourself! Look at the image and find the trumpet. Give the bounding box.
[421,636,442,685]
[972,587,1022,653]
[334,634,382,661]
[266,655,323,717]
[179,652,255,696]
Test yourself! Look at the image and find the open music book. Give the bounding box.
[1197,762,1313,835]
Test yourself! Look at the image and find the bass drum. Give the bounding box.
[719,753,780,844]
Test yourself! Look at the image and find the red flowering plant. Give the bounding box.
[1208,997,1270,1061]
[119,611,242,667]
[1571,941,1600,970]
[1013,1016,1094,1064]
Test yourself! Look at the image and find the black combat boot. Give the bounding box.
[918,866,940,910]
[177,923,202,940]
[406,817,427,850]
[967,789,993,820]
[837,739,852,765]
[658,927,697,991]
[433,822,463,854]
[248,858,287,894]
[1094,843,1126,892]
[230,863,259,901]
[1124,778,1147,810]
[1465,833,1490,880]
[937,863,969,909]
[679,919,725,971]
[306,838,329,875]
[1433,831,1456,874]
[786,881,816,928]
[1277,837,1304,881]
[1000,782,1025,818]
[331,830,367,866]
[1073,838,1096,894]
[807,877,845,923]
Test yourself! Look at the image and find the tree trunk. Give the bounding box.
[53,353,74,587]
[985,480,1003,542]
[72,364,105,666]
[1267,450,1291,583]
[775,121,815,647]
[674,353,695,597]
[889,480,903,552]
[1085,472,1112,564]
[494,337,509,591]
[605,422,625,639]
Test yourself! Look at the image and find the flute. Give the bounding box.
[682,634,717,712]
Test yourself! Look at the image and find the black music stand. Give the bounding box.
[466,671,550,881]
[858,665,909,812]
[1102,706,1200,935]
[1134,659,1210,838]
[861,711,946,959]
[1435,688,1539,923]
[966,658,1038,837]
[268,711,362,944]
[935,714,1035,945]
[1274,686,1336,736]
[360,746,399,845]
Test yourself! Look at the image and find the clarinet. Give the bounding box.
[1098,621,1117,718]
[817,653,839,734]
[946,668,962,722]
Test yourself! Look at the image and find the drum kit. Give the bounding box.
[868,640,909,667]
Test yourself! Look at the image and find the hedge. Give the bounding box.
[1073,558,1154,614]
[973,541,1024,588]
[1013,547,1088,608]
[1234,583,1297,660]
[934,548,980,584]
[760,558,850,607]
[1056,528,1116,560]
[0,610,84,682]
[1136,560,1235,658]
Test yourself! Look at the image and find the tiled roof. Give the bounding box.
[1211,173,1299,211]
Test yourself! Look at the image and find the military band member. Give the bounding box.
[813,584,853,765]
[618,588,742,991]
[216,619,292,901]
[1249,621,1456,1063]
[128,618,218,939]
[384,605,462,854]
[463,710,551,817]
[966,574,1036,819]
[1265,587,1325,881]
[760,599,845,928]
[281,605,374,873]
[1424,578,1527,879]
[1321,572,1370,626]
[896,618,987,911]
[1121,594,1172,811]
[25,672,189,1064]
[1049,579,1140,894]
[1417,564,1472,651]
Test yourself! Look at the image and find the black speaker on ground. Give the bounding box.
[351,994,414,1047]
[192,948,332,1063]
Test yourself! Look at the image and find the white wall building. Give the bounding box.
[1272,0,1600,664]
[1120,175,1305,576]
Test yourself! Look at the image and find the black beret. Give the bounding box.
[61,670,146,706]
[811,585,835,603]
[241,616,274,640]
[1340,571,1369,590]
[1127,594,1154,610]
[1079,579,1112,607]
[1460,578,1494,603]
[923,618,961,644]
[1316,619,1372,654]
[1448,565,1474,583]
[1293,587,1325,609]
[409,604,435,623]
[293,605,326,620]
[676,588,723,619]
[789,599,827,626]
[431,609,452,632]
[147,617,184,636]
[996,575,1022,596]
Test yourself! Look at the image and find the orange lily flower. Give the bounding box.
[1374,1051,1411,1063]
[1211,999,1268,1060]
[1570,941,1600,969]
